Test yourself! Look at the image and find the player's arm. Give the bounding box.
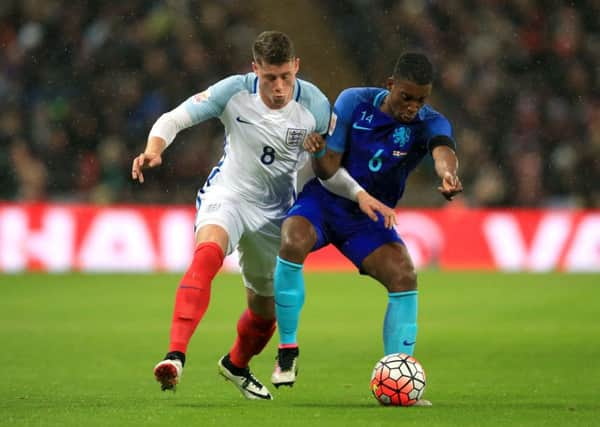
[303,133,342,179]
[131,102,195,184]
[303,133,396,229]
[132,75,242,184]
[131,136,167,183]
[321,163,397,229]
[431,140,463,201]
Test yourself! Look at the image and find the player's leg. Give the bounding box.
[218,288,275,400]
[362,243,432,407]
[154,224,228,391]
[155,228,228,389]
[154,190,241,391]
[272,215,319,387]
[337,221,418,357]
[217,220,278,400]
[229,288,276,368]
[361,242,418,356]
[343,227,430,405]
[276,216,317,343]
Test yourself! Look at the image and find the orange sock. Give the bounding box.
[229,309,276,368]
[168,242,224,353]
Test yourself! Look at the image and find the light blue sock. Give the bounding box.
[274,256,305,345]
[383,290,418,355]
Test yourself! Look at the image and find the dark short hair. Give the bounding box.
[252,31,295,65]
[393,52,433,85]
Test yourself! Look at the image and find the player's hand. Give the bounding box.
[437,171,463,201]
[356,191,397,229]
[303,132,326,154]
[131,152,162,183]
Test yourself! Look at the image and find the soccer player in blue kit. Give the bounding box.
[270,53,463,401]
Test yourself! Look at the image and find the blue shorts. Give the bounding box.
[287,179,403,269]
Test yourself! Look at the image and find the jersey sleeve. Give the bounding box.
[182,74,249,123]
[326,88,361,153]
[148,74,250,147]
[312,98,331,135]
[296,80,331,135]
[148,104,194,147]
[425,115,456,151]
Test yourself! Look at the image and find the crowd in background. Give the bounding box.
[326,0,600,207]
[1,0,599,207]
[1,0,257,204]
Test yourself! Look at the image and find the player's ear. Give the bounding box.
[252,61,259,74]
[386,77,395,91]
[293,57,300,73]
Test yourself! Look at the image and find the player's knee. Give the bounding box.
[388,268,417,293]
[247,295,275,320]
[280,224,314,261]
[244,275,275,315]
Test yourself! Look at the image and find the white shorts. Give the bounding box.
[194,189,285,297]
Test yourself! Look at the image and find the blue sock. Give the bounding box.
[383,290,418,355]
[274,256,305,345]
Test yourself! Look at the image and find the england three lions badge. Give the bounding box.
[286,128,307,147]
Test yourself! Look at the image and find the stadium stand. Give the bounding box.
[1,0,598,207]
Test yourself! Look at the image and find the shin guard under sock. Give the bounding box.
[229,309,276,368]
[383,290,418,355]
[169,242,224,353]
[274,256,305,345]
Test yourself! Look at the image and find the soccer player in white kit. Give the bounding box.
[131,31,330,400]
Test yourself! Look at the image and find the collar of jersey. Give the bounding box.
[373,89,389,108]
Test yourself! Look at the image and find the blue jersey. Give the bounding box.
[325,87,455,207]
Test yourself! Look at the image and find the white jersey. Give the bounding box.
[149,72,331,212]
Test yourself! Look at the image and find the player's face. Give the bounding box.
[384,78,432,123]
[253,58,300,109]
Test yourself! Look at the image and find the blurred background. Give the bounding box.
[2,4,600,424]
[2,0,599,208]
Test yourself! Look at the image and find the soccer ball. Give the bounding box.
[370,353,426,406]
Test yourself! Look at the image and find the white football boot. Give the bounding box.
[271,347,299,388]
[154,358,183,391]
[218,354,273,400]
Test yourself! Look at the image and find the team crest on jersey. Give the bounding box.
[393,127,411,147]
[286,128,307,147]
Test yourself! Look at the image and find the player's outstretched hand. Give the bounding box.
[131,152,162,183]
[356,191,397,229]
[303,132,326,154]
[437,171,463,201]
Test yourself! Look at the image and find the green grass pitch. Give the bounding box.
[1,272,598,426]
